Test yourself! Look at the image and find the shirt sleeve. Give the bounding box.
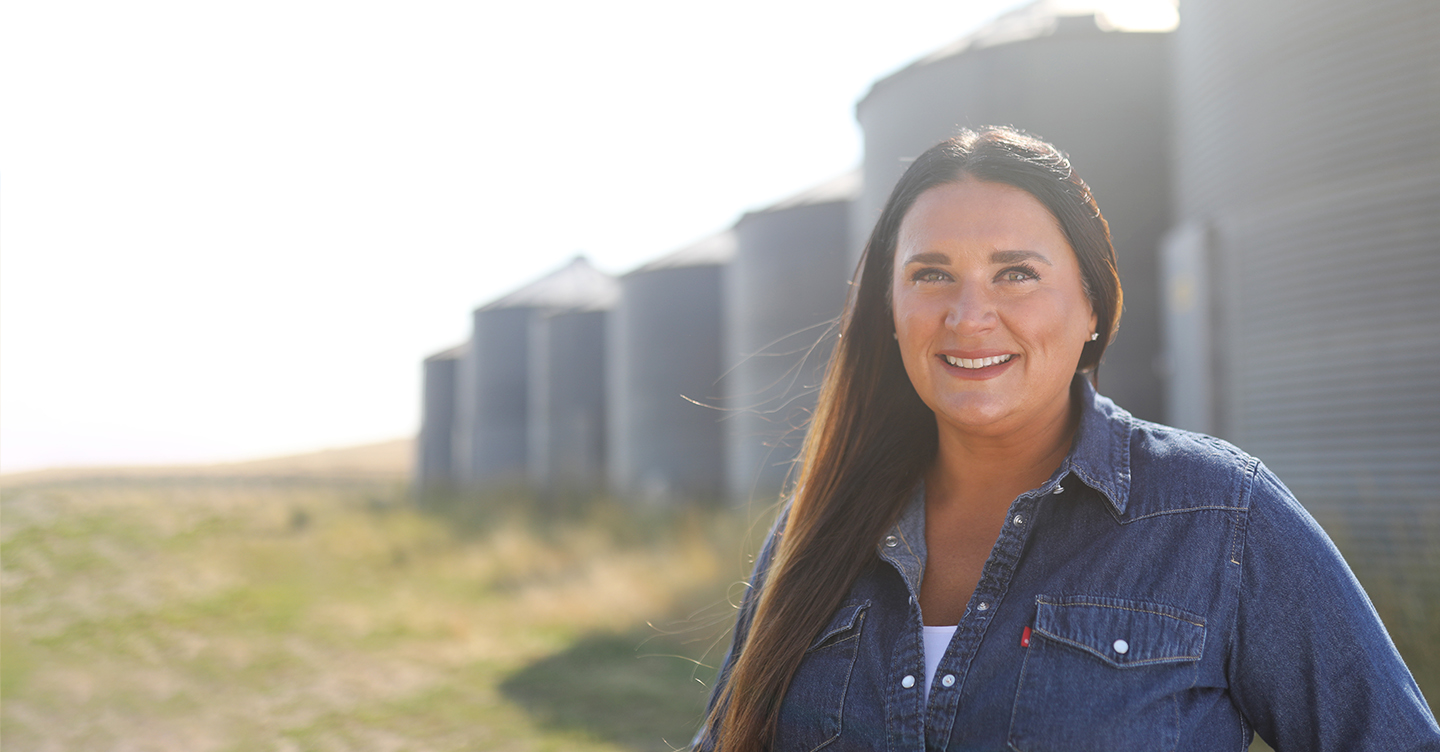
[1229,463,1440,750]
[691,506,789,752]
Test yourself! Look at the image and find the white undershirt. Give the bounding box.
[921,624,959,704]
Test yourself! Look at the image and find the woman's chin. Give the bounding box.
[927,395,1019,434]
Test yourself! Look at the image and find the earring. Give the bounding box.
[893,331,899,340]
[1089,332,1099,341]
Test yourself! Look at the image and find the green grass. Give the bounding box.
[1,478,764,751]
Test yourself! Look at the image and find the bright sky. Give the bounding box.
[1,0,1042,473]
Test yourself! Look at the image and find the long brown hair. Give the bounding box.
[706,126,1122,750]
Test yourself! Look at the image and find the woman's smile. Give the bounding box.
[936,351,1017,378]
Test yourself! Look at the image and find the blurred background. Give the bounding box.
[3,0,1436,749]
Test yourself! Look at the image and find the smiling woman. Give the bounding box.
[694,127,1440,751]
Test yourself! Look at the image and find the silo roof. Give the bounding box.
[628,230,736,275]
[859,0,1178,110]
[425,342,469,362]
[750,170,862,214]
[478,255,620,312]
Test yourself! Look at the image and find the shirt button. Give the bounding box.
[901,675,915,688]
[941,674,955,687]
[977,602,989,611]
[1113,639,1130,655]
[884,535,898,548]
[1052,485,1065,494]
[1013,514,1024,525]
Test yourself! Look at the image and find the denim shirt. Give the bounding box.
[699,379,1440,751]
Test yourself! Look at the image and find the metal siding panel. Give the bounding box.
[725,200,852,502]
[1218,167,1440,505]
[1173,0,1440,596]
[418,352,460,489]
[527,312,551,488]
[609,264,727,501]
[470,306,532,484]
[532,309,608,492]
[1160,222,1216,433]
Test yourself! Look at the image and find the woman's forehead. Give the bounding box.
[896,179,1070,260]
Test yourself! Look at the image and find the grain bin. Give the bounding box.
[854,0,1176,422]
[417,343,466,492]
[608,231,733,503]
[454,256,618,488]
[1165,0,1440,591]
[725,173,859,502]
[529,293,617,495]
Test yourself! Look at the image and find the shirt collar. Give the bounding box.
[879,484,928,596]
[1065,375,1133,516]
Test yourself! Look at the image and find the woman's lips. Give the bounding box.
[943,353,1014,369]
[936,352,1017,378]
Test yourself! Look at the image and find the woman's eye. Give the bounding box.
[914,269,949,283]
[1000,265,1040,283]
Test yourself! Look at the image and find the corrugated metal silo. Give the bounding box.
[417,342,466,491]
[529,287,618,495]
[853,0,1176,422]
[608,231,733,503]
[1166,0,1440,591]
[725,174,859,502]
[454,256,617,488]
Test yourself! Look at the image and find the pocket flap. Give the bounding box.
[1033,595,1204,667]
[807,601,868,652]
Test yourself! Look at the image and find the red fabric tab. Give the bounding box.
[1021,626,1032,648]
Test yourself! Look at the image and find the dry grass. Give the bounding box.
[1,477,763,752]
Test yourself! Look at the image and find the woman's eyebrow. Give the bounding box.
[902,251,950,265]
[992,249,1053,266]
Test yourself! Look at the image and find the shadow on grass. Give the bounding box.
[499,628,722,752]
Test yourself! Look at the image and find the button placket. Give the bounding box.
[929,488,1046,745]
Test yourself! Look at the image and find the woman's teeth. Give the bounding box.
[945,354,1014,369]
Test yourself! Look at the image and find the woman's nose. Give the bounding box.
[944,283,997,334]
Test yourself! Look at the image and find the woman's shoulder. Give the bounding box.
[1085,391,1289,518]
[1125,415,1259,484]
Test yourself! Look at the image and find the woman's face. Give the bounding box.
[891,178,1096,439]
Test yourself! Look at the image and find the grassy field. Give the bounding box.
[2,457,1435,751]
[1,474,769,751]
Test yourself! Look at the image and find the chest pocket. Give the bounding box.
[1008,595,1205,752]
[774,600,869,752]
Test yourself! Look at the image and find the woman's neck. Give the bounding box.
[924,395,1079,514]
